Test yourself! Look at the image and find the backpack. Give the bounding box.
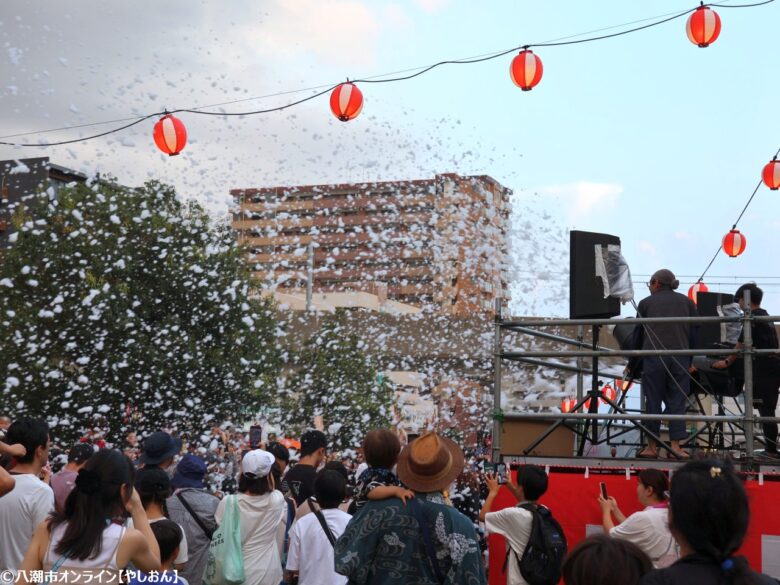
[504,503,567,585]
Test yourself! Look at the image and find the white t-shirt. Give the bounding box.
[286,508,351,585]
[126,517,189,565]
[216,491,286,585]
[0,474,55,573]
[485,505,534,585]
[610,506,678,568]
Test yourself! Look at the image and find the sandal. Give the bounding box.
[666,448,691,460]
[637,447,659,459]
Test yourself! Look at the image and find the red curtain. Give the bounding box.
[487,468,780,585]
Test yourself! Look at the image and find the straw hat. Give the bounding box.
[396,432,464,493]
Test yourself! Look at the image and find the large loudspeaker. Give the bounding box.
[569,230,621,319]
[695,290,736,349]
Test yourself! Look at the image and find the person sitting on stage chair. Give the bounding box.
[712,283,780,460]
[630,269,698,459]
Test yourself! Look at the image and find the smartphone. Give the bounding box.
[482,461,495,475]
[600,481,608,499]
[249,425,262,450]
[496,463,508,485]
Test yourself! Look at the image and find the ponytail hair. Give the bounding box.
[669,459,760,585]
[50,449,134,560]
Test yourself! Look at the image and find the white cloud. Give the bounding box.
[639,241,657,256]
[674,230,693,240]
[538,181,623,217]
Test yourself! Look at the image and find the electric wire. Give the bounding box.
[0,0,773,147]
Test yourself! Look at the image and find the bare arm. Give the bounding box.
[478,473,500,522]
[367,485,415,504]
[0,466,14,497]
[125,489,161,572]
[19,521,49,582]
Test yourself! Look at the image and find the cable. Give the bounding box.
[0,1,773,147]
[695,145,780,284]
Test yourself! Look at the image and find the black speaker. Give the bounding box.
[695,291,736,349]
[569,230,621,319]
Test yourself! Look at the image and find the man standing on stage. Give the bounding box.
[633,269,698,459]
[713,283,780,460]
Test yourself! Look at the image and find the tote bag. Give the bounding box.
[203,494,245,585]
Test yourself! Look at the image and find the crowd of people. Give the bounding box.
[1,414,778,585]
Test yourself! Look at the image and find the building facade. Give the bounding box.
[231,173,511,315]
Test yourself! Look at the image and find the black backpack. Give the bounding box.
[504,503,568,585]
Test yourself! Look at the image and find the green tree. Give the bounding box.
[0,179,280,440]
[281,310,394,452]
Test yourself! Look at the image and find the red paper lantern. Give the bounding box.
[153,114,187,156]
[763,159,780,190]
[330,83,363,122]
[601,384,617,405]
[686,5,721,47]
[561,398,576,413]
[722,229,746,258]
[688,281,709,304]
[510,50,543,91]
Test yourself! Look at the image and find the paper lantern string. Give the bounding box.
[0,1,775,148]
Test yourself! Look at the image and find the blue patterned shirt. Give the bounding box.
[334,491,486,585]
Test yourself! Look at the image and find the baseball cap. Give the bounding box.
[241,449,275,478]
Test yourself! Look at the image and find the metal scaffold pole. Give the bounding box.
[492,298,502,463]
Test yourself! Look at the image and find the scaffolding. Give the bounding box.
[492,294,780,470]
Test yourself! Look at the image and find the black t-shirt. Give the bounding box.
[637,289,699,351]
[281,463,317,506]
[738,308,780,379]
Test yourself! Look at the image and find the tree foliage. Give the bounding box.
[281,310,394,452]
[0,178,280,440]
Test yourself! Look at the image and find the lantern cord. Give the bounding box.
[0,114,158,148]
[695,144,780,284]
[0,0,775,145]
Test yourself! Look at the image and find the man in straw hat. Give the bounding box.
[335,432,486,584]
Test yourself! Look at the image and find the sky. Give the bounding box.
[1,0,778,315]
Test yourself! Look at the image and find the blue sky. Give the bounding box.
[1,0,778,312]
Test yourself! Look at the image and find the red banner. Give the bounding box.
[487,468,780,584]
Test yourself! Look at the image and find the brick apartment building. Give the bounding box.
[231,173,511,316]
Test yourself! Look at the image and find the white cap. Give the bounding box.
[241,449,275,478]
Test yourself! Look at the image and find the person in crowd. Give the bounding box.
[215,449,286,585]
[129,520,188,585]
[296,461,352,520]
[0,416,11,439]
[0,440,26,498]
[140,431,182,470]
[599,469,678,567]
[479,464,550,585]
[50,443,94,513]
[267,441,291,476]
[133,467,189,571]
[631,269,698,459]
[451,467,484,552]
[335,432,486,584]
[640,459,776,585]
[0,418,54,576]
[166,454,218,585]
[282,430,327,506]
[286,469,352,585]
[713,283,780,460]
[350,429,414,513]
[271,462,297,584]
[19,449,161,583]
[563,534,652,585]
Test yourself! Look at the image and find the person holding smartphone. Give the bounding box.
[598,469,678,568]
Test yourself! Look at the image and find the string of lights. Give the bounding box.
[0,0,773,148]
